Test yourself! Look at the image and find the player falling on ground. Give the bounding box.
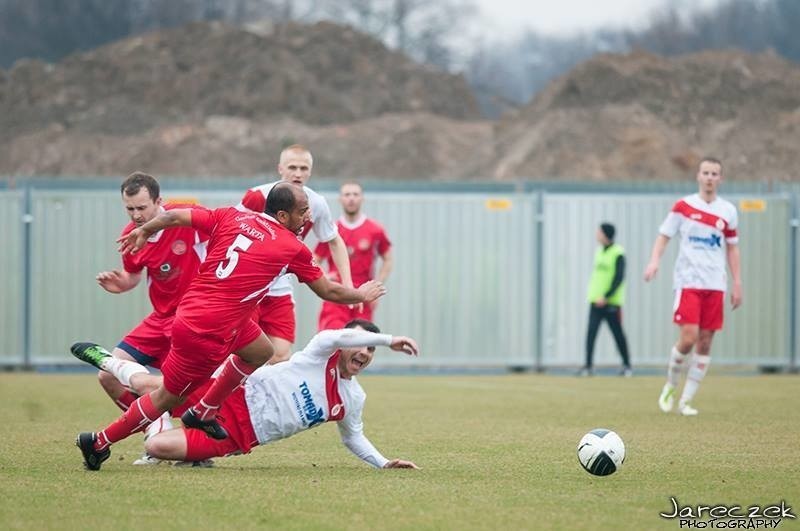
[644,157,742,416]
[75,183,386,471]
[73,320,418,469]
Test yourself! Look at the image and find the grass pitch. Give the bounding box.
[1,371,798,530]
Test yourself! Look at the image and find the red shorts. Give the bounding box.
[161,317,263,397]
[673,288,724,330]
[317,301,374,331]
[118,312,175,369]
[255,294,296,342]
[179,384,259,461]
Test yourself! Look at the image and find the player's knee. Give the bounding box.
[144,433,172,459]
[97,370,119,392]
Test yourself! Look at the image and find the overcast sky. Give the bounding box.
[474,0,723,36]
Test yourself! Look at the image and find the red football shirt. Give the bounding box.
[177,206,324,339]
[121,204,207,317]
[314,215,391,287]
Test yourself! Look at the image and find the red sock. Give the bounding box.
[192,356,256,420]
[113,390,138,411]
[95,393,163,451]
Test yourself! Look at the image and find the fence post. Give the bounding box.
[21,181,33,368]
[790,190,798,373]
[534,190,545,372]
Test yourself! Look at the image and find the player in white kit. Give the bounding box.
[81,320,420,469]
[644,157,742,416]
[239,144,354,363]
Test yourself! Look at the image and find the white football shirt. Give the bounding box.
[658,193,738,291]
[239,180,338,296]
[244,328,394,468]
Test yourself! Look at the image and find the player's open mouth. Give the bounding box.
[351,357,367,369]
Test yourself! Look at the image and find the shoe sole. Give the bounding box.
[70,342,109,370]
[181,410,229,440]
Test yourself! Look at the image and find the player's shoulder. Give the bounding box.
[714,195,738,214]
[366,217,389,235]
[303,185,328,206]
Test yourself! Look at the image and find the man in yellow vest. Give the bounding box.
[580,223,632,376]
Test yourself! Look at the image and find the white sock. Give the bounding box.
[145,411,173,440]
[680,354,711,406]
[666,346,688,387]
[103,358,149,387]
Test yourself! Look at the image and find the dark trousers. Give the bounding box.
[585,304,630,369]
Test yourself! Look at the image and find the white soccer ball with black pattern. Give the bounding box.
[577,429,625,476]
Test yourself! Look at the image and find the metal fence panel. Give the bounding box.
[294,192,539,368]
[28,190,151,361]
[542,193,790,367]
[0,191,24,362]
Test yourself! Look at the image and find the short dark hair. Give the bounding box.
[600,222,615,241]
[265,182,297,216]
[121,171,159,200]
[345,319,380,334]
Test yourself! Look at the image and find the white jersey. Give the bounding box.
[239,180,338,296]
[658,193,739,291]
[244,328,393,468]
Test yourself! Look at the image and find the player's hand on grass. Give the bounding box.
[390,336,419,357]
[357,280,386,303]
[383,459,419,469]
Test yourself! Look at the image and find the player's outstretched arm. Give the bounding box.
[307,277,386,305]
[96,269,142,294]
[388,336,419,356]
[117,208,194,255]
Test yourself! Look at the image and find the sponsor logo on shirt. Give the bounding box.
[294,381,325,427]
[688,234,722,248]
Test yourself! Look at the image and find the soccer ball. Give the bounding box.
[577,428,625,476]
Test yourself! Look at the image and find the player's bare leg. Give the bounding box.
[658,325,698,412]
[678,329,714,416]
[267,336,293,364]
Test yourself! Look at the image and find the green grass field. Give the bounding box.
[1,372,798,530]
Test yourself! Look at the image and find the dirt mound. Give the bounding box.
[3,27,800,181]
[490,50,800,181]
[0,19,479,141]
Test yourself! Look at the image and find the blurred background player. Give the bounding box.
[580,222,631,377]
[644,157,742,416]
[315,181,393,331]
[74,171,207,464]
[240,144,353,362]
[77,320,419,469]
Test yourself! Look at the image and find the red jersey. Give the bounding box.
[314,215,390,287]
[121,204,207,317]
[177,206,324,339]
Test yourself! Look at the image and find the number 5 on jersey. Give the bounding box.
[216,234,253,279]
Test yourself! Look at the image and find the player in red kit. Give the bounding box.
[315,182,392,330]
[71,171,207,464]
[75,183,386,471]
[240,144,354,363]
